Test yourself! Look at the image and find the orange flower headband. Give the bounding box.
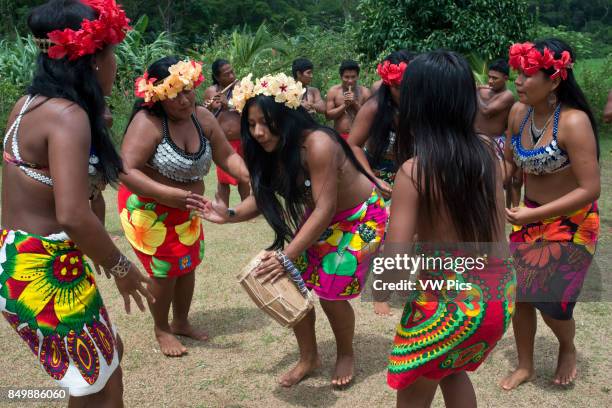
[41,0,131,61]
[134,60,205,107]
[376,60,408,86]
[509,42,573,80]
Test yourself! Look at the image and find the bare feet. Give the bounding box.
[155,326,187,357]
[332,354,354,387]
[374,301,393,316]
[170,321,209,341]
[278,355,321,387]
[554,344,577,385]
[500,367,534,390]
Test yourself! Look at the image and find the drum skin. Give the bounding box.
[237,251,314,328]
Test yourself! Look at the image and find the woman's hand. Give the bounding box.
[94,263,111,279]
[158,188,190,210]
[505,206,539,226]
[114,261,155,314]
[187,193,228,224]
[254,251,286,284]
[375,178,393,200]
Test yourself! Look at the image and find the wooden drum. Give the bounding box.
[237,251,314,328]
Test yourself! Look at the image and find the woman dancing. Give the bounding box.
[500,38,600,389]
[1,0,153,404]
[347,50,414,317]
[190,73,387,387]
[118,56,249,357]
[384,50,515,407]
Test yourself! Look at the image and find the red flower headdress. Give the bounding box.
[376,60,408,86]
[43,0,131,61]
[508,42,574,80]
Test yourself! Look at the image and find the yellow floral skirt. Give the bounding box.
[0,230,119,396]
[118,185,204,278]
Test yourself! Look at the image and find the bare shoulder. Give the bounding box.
[327,84,342,96]
[361,97,379,115]
[508,101,528,131]
[398,158,417,180]
[195,105,216,122]
[559,108,593,143]
[126,109,162,136]
[45,99,90,138]
[501,90,516,104]
[303,130,338,157]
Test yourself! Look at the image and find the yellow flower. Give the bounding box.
[175,214,202,246]
[348,221,381,252]
[120,208,167,255]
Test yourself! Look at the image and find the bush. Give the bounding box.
[576,56,612,139]
[356,0,532,61]
[531,25,594,59]
[114,15,176,93]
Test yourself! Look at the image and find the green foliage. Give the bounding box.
[0,34,38,90]
[575,56,612,137]
[0,0,358,50]
[531,25,594,59]
[356,0,532,61]
[114,15,175,92]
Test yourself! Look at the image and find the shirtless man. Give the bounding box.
[475,59,515,152]
[292,58,326,116]
[326,60,371,139]
[475,59,519,207]
[204,59,250,207]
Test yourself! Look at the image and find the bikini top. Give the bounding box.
[3,95,106,198]
[511,104,570,175]
[147,113,212,183]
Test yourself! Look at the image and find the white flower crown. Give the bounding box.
[230,73,306,113]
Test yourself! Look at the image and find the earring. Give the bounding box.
[95,66,100,71]
[547,92,557,107]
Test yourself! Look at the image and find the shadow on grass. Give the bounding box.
[238,333,393,407]
[497,333,590,393]
[184,306,272,349]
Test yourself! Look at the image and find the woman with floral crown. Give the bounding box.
[118,56,249,357]
[0,0,154,404]
[188,73,387,387]
[500,38,600,390]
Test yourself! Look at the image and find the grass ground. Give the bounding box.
[0,139,610,407]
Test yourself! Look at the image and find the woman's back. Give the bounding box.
[1,96,88,235]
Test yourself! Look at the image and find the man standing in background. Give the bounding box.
[326,60,371,139]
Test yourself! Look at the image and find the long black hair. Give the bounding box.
[368,50,415,167]
[127,56,180,125]
[396,50,499,242]
[27,0,122,183]
[534,38,600,159]
[241,95,378,249]
[211,59,230,86]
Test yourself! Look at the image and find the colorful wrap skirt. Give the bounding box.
[372,158,398,188]
[296,190,387,300]
[388,252,516,390]
[216,139,242,186]
[0,229,119,396]
[118,185,204,279]
[509,198,599,320]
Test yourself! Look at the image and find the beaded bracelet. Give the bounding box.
[274,250,308,296]
[108,254,130,279]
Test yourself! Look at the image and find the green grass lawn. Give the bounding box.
[0,141,610,407]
